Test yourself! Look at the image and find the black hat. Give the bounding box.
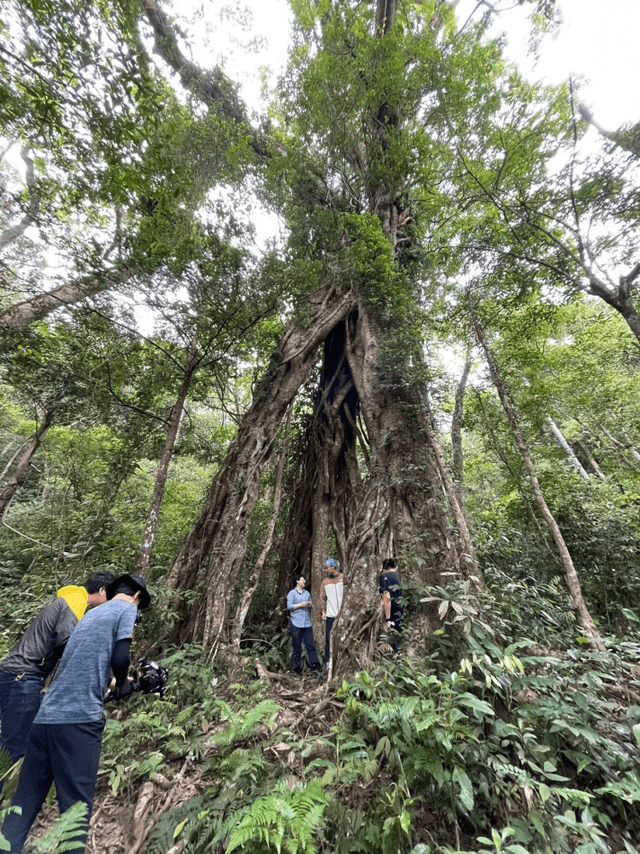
[106,573,151,610]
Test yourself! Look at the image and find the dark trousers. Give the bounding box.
[2,720,104,854]
[290,624,320,672]
[324,617,335,664]
[0,672,43,763]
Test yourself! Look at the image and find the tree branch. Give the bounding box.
[0,147,41,252]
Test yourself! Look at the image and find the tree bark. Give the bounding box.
[0,439,30,483]
[0,263,142,330]
[166,284,358,653]
[424,394,481,588]
[546,416,590,481]
[0,405,57,521]
[158,0,467,670]
[578,439,605,480]
[451,350,473,510]
[0,147,40,252]
[232,408,292,644]
[472,311,604,650]
[136,339,200,576]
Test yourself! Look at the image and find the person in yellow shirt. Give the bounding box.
[0,571,114,763]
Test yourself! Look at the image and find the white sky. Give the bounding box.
[227,0,640,129]
[475,0,640,129]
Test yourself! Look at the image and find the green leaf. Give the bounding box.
[173,818,188,839]
[453,766,475,812]
[400,810,411,833]
[538,783,552,803]
[456,692,495,718]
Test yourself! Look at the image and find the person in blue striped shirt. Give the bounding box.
[286,574,321,676]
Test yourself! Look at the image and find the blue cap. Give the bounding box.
[325,558,338,567]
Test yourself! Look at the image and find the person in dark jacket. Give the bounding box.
[379,558,403,650]
[0,571,114,764]
[2,572,150,854]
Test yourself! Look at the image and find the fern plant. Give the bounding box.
[226,779,329,854]
[31,801,88,853]
[207,698,280,753]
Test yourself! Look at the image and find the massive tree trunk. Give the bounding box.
[159,0,475,670]
[232,408,291,643]
[165,284,358,651]
[472,312,604,650]
[328,305,459,675]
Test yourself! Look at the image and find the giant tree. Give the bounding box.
[155,0,524,669]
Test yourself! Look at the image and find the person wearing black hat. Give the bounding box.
[2,573,151,854]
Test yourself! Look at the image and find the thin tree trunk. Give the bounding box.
[471,312,604,650]
[0,406,57,521]
[451,350,473,509]
[0,147,40,252]
[546,416,590,481]
[578,439,605,480]
[424,394,481,588]
[600,426,640,470]
[0,439,30,482]
[136,339,199,576]
[232,408,292,644]
[0,263,142,330]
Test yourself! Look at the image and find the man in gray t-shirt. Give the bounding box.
[2,573,151,854]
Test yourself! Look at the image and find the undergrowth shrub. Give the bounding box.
[96,576,640,854]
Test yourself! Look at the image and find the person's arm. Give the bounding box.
[287,591,310,611]
[111,637,132,698]
[52,605,79,664]
[53,640,68,662]
[320,579,327,620]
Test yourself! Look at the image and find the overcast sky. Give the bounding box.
[226,0,639,130]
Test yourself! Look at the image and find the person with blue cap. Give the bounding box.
[320,558,343,672]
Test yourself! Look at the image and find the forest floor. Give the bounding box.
[25,665,343,854]
[19,638,640,854]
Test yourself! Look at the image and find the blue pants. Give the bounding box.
[324,617,335,664]
[290,624,320,672]
[0,672,44,763]
[2,720,104,853]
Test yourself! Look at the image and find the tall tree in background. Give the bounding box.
[471,306,603,648]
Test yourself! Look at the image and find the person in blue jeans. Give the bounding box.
[0,571,114,766]
[1,572,150,854]
[286,574,320,675]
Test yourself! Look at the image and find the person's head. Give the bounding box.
[382,558,397,571]
[106,573,151,610]
[84,571,116,607]
[294,574,306,589]
[325,558,339,577]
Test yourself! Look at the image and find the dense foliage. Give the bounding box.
[1,0,640,850]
